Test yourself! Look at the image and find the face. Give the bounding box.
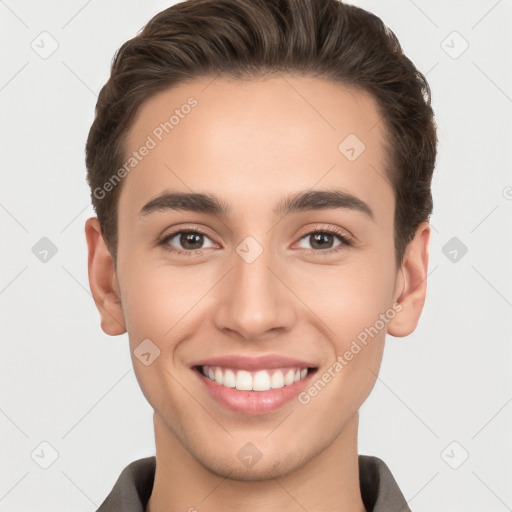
[87,74,425,480]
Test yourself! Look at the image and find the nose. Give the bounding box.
[213,241,296,341]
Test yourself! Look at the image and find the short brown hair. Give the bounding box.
[85,0,437,267]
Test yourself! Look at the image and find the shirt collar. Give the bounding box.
[96,454,411,512]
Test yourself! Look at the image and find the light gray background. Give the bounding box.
[1,1,511,511]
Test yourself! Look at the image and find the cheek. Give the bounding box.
[118,264,199,414]
[297,256,396,343]
[296,268,392,422]
[118,249,208,341]
[293,255,395,408]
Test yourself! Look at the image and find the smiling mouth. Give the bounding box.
[193,365,317,391]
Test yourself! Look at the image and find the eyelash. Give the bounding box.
[157,226,353,257]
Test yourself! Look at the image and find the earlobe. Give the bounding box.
[84,217,127,336]
[387,221,430,338]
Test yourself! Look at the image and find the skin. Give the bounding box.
[85,74,430,512]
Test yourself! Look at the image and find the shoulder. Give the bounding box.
[95,456,156,512]
[358,454,412,512]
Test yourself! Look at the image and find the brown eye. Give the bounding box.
[308,232,337,250]
[159,228,216,255]
[177,232,204,250]
[296,228,353,255]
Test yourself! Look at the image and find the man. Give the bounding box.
[84,0,437,510]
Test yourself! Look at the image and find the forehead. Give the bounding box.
[120,74,393,222]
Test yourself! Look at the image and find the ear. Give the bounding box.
[84,217,126,336]
[387,221,430,337]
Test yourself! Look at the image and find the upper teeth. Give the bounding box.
[201,365,309,391]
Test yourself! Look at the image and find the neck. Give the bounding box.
[146,412,366,512]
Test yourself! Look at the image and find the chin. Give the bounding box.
[200,448,309,482]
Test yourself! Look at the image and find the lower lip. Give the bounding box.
[194,367,317,415]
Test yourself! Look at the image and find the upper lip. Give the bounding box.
[190,354,317,371]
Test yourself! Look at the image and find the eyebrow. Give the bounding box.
[140,189,374,221]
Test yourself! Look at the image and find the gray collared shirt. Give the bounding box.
[96,454,412,512]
